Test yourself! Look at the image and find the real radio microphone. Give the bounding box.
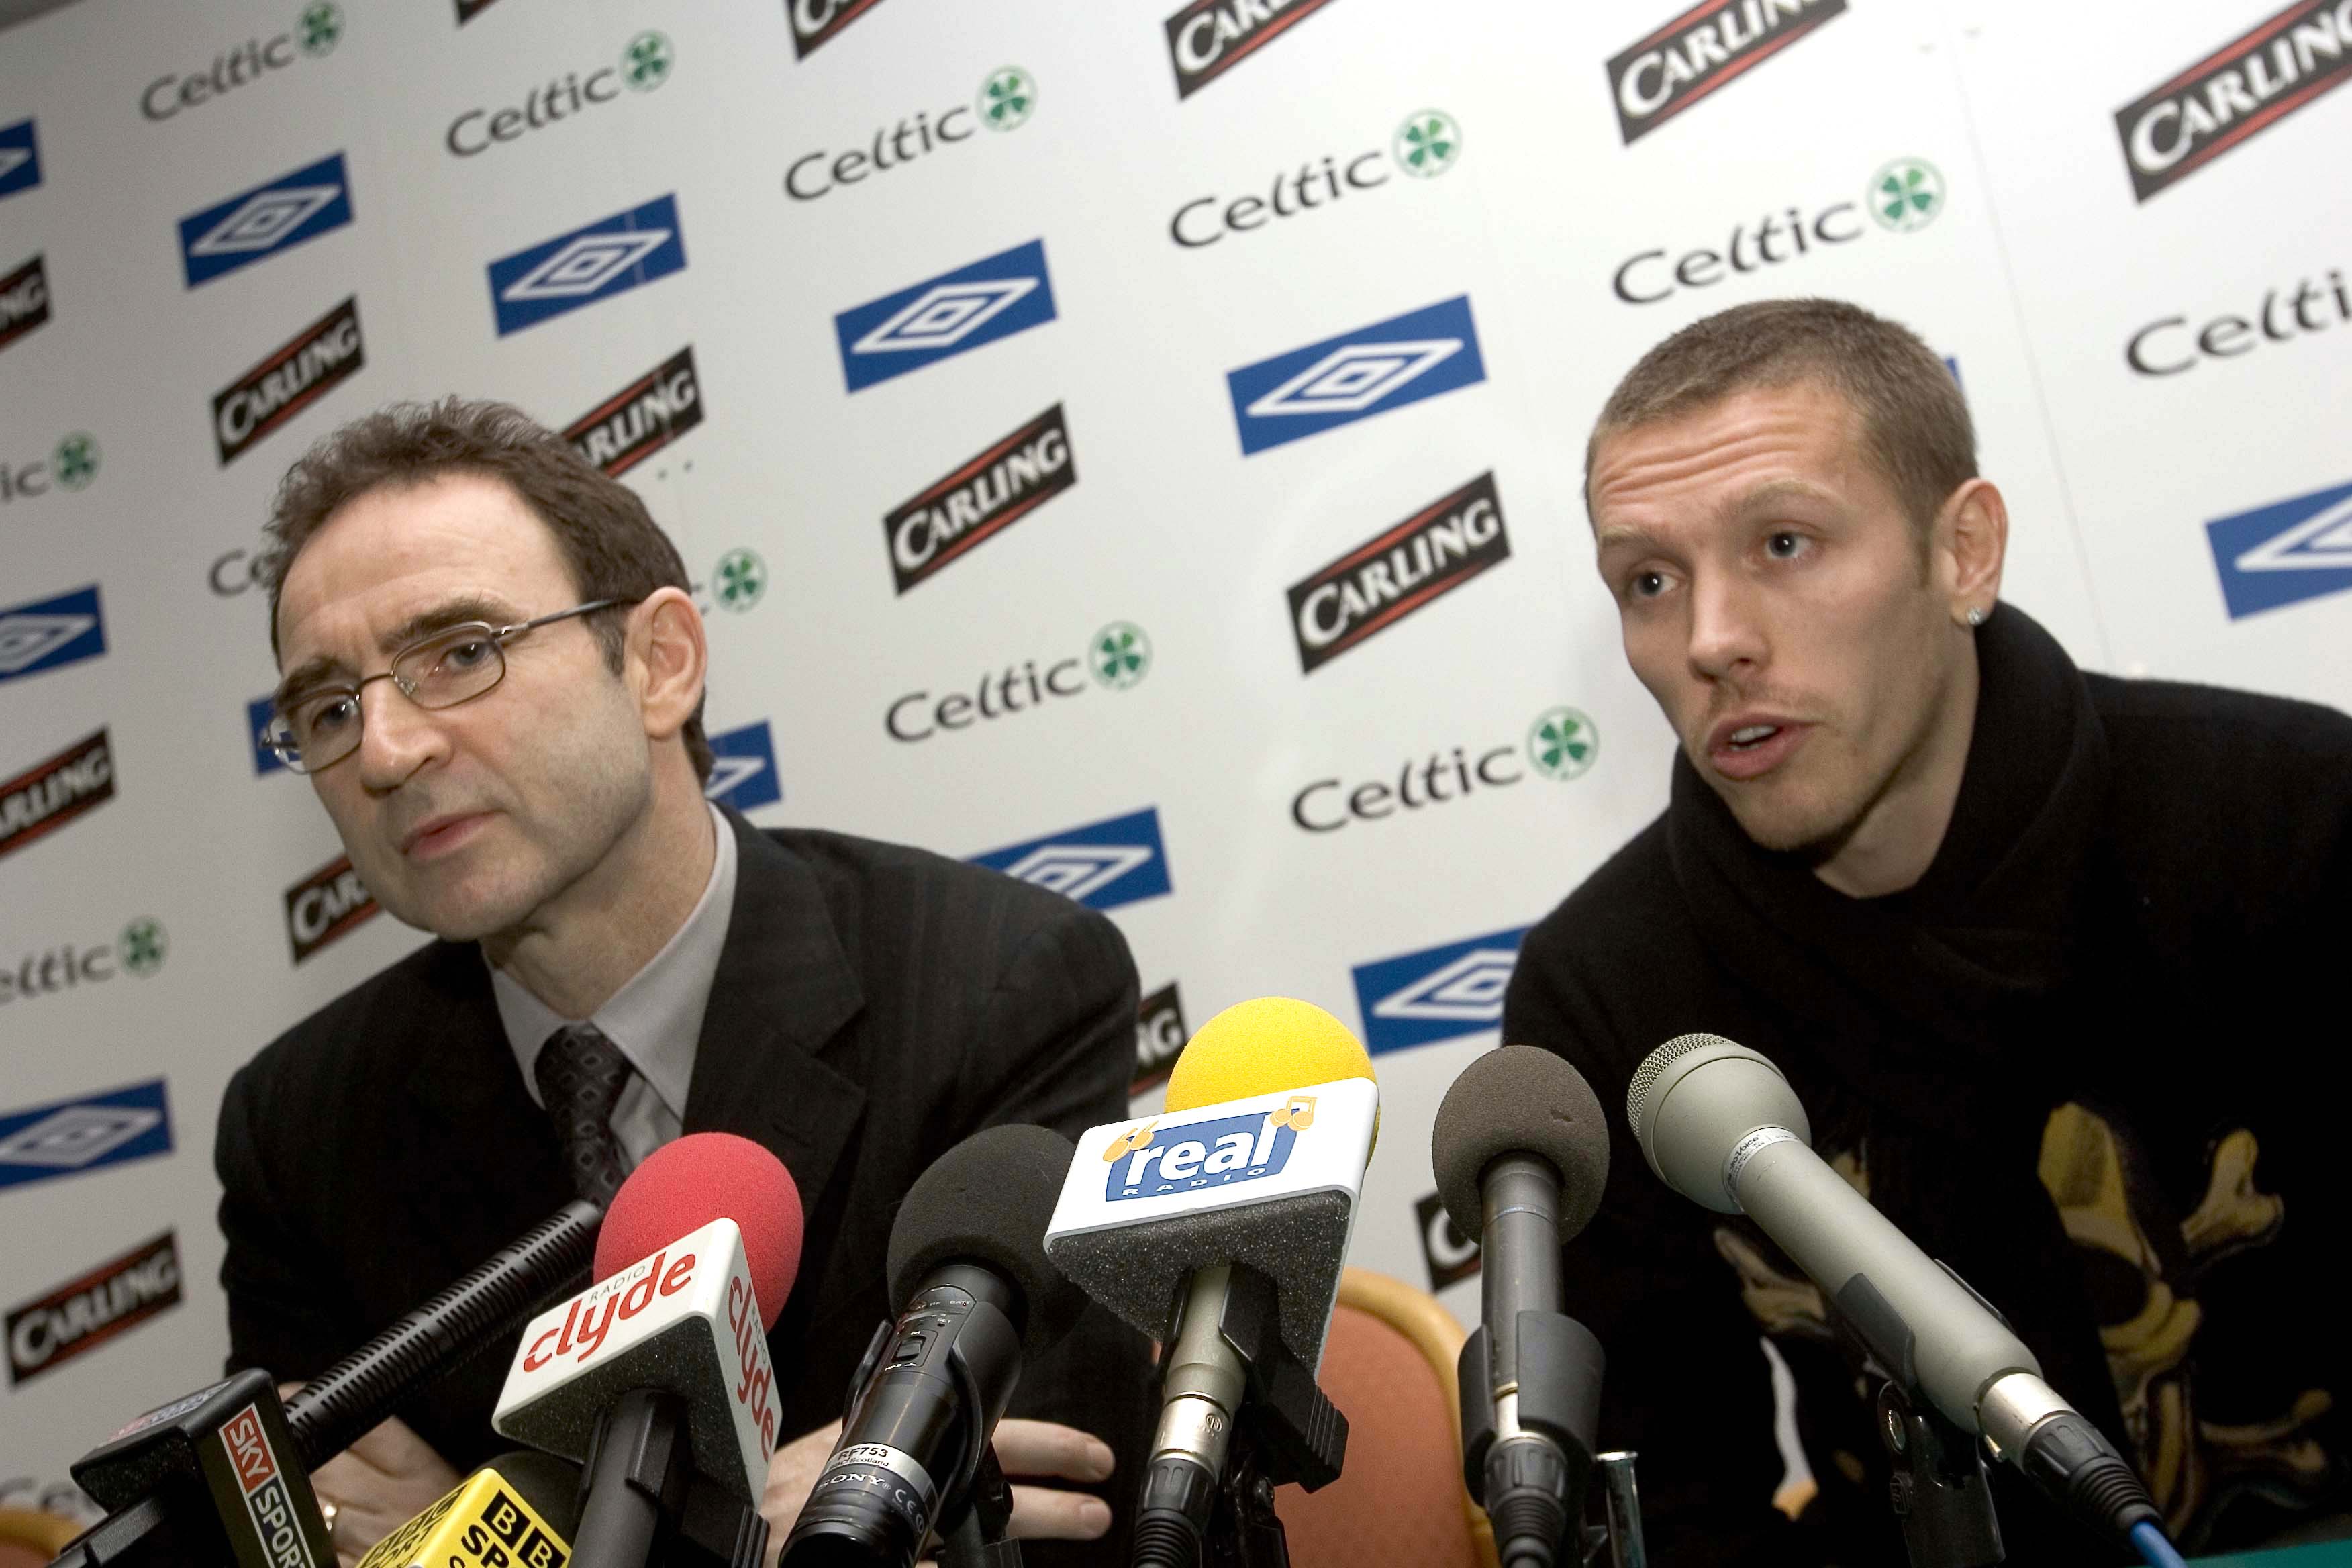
[1626,1034,2167,1553]
[781,1123,1090,1567]
[1431,1046,1612,1568]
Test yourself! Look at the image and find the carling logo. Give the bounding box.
[283,854,378,964]
[1607,0,1847,144]
[1288,472,1510,673]
[971,806,1172,912]
[834,238,1056,393]
[1163,0,1341,99]
[214,297,364,465]
[1,254,49,354]
[1414,1192,1481,1291]
[704,720,782,812]
[0,119,40,201]
[1133,981,1189,1096]
[456,0,502,22]
[2207,477,2352,619]
[886,405,1076,593]
[1099,1096,1316,1201]
[177,152,352,287]
[789,0,889,58]
[489,194,685,337]
[2116,0,2352,202]
[564,346,701,477]
[1350,924,1530,1055]
[0,1080,173,1191]
[0,585,106,685]
[1227,295,1485,456]
[7,1232,181,1387]
[1,730,115,863]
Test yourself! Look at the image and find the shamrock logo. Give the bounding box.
[1528,707,1598,781]
[979,67,1036,132]
[1869,157,1945,233]
[714,548,767,613]
[1091,622,1150,690]
[297,2,342,56]
[52,432,100,491]
[623,31,673,91]
[1393,110,1463,178]
[119,918,168,978]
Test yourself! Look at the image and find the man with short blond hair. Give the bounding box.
[1506,299,2352,1563]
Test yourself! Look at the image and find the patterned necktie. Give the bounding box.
[534,1022,632,1208]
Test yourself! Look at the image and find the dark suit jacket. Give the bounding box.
[216,811,1155,1559]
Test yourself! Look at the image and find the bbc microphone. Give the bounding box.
[1627,1034,2170,1555]
[1431,1046,1612,1568]
[1046,997,1377,1568]
[353,1451,582,1568]
[781,1123,1090,1568]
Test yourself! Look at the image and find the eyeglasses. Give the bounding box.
[262,599,629,775]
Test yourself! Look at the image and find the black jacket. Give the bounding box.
[216,811,1155,1561]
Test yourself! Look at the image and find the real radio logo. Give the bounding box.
[1099,1095,1317,1201]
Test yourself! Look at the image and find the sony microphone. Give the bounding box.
[1626,1034,2167,1552]
[1046,997,1377,1568]
[354,1451,582,1568]
[781,1123,1090,1567]
[1431,1046,1612,1568]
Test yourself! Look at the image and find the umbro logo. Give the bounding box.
[2208,477,2352,620]
[0,586,106,684]
[970,806,1173,912]
[0,119,40,200]
[0,1081,173,1190]
[834,239,1057,392]
[177,153,353,287]
[1350,924,1529,1055]
[488,194,686,336]
[1228,295,1486,455]
[703,720,782,812]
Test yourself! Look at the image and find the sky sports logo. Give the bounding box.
[2116,0,2352,203]
[886,405,1076,593]
[1,254,49,354]
[564,346,701,477]
[489,194,685,336]
[1288,473,1510,673]
[0,585,107,686]
[7,1231,181,1387]
[1607,0,1847,144]
[177,152,353,287]
[1163,0,1340,99]
[1227,295,1485,456]
[214,297,364,465]
[1,730,115,864]
[971,806,1172,912]
[1351,924,1529,1055]
[1101,1101,1307,1200]
[834,238,1057,393]
[2208,477,2352,619]
[0,1080,174,1191]
[0,119,41,200]
[703,720,781,812]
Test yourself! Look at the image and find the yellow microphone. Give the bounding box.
[353,1454,577,1568]
[1163,995,1379,1150]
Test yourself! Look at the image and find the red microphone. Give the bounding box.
[594,1132,805,1328]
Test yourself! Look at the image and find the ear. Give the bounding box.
[626,588,707,744]
[1933,478,2008,627]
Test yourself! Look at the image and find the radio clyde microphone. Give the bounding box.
[1432,1046,1612,1568]
[1047,997,1376,1568]
[354,1451,582,1568]
[1627,1034,2168,1553]
[783,1123,1090,1568]
[495,1133,805,1568]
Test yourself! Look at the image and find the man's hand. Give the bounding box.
[759,1418,1114,1565]
[305,1414,461,1568]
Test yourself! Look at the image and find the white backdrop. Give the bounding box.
[3,0,2348,1516]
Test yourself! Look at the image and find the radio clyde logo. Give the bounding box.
[1608,0,1847,144]
[886,405,1075,593]
[1163,0,1340,99]
[215,297,363,466]
[565,346,701,477]
[1,254,49,354]
[1228,295,1485,456]
[7,1232,181,1387]
[2208,477,2352,620]
[1288,473,1510,674]
[489,193,685,337]
[889,620,1148,743]
[0,585,107,687]
[1414,1193,1481,1291]
[0,119,41,201]
[1133,982,1188,1097]
[0,1079,173,1192]
[703,720,781,813]
[971,806,1173,912]
[1099,1095,1317,1201]
[177,152,353,288]
[1351,924,1530,1056]
[789,0,889,60]
[835,238,1057,393]
[2116,0,2352,203]
[284,853,379,965]
[1,730,115,865]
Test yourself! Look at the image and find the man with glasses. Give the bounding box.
[218,399,1149,1565]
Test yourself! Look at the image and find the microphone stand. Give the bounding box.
[572,1390,769,1568]
[1824,1293,2004,1568]
[932,1445,1022,1568]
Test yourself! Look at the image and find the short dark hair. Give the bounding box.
[262,397,712,782]
[1587,297,1976,533]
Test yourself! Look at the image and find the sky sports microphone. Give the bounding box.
[1046,997,1377,1568]
[495,1133,804,1568]
[782,1124,1090,1568]
[1626,1034,2171,1556]
[1431,1046,1612,1568]
[353,1451,583,1568]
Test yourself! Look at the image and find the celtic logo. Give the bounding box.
[119,918,168,978]
[714,548,766,612]
[1527,707,1598,781]
[52,432,99,491]
[1091,622,1150,690]
[623,31,673,91]
[1869,157,1944,233]
[1393,110,1462,178]
[979,66,1036,131]
[297,2,342,56]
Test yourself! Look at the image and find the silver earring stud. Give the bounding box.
[1966,606,1986,627]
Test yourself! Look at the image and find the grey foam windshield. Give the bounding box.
[1431,1045,1611,1245]
[887,1123,1087,1359]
